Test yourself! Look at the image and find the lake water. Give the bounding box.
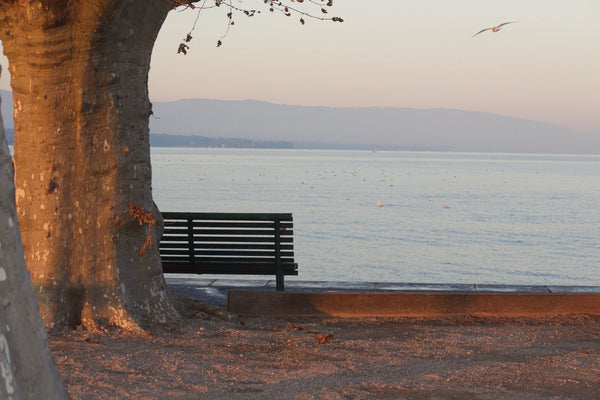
[151,148,600,286]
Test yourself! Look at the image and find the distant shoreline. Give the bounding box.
[150,133,294,149]
[6,131,600,155]
[149,133,436,152]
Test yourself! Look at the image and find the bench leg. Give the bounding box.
[276,274,284,292]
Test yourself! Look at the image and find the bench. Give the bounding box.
[159,212,298,291]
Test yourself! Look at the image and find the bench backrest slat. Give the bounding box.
[160,242,294,250]
[162,212,293,220]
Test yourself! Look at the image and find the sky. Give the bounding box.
[0,0,599,132]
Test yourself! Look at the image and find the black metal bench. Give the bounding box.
[159,212,298,291]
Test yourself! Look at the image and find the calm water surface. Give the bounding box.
[151,148,600,286]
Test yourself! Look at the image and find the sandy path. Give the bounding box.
[49,300,600,399]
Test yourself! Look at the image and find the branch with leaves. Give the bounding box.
[172,0,343,53]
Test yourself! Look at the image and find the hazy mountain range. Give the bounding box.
[149,98,598,154]
[2,90,598,153]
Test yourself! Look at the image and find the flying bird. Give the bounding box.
[473,22,517,37]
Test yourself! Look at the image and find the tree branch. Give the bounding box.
[173,0,343,52]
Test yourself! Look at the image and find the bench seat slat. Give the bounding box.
[162,262,298,275]
[160,260,298,266]
[161,260,296,266]
[162,221,293,227]
[194,256,293,263]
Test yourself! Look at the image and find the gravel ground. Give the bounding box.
[48,297,600,399]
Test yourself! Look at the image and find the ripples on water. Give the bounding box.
[151,148,600,286]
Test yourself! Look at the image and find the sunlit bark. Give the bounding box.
[0,70,68,400]
[0,0,179,331]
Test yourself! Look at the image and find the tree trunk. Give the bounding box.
[0,0,179,331]
[0,69,69,400]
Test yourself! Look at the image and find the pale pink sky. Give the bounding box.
[1,0,598,132]
[148,0,600,132]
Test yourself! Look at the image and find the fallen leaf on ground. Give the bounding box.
[315,333,334,344]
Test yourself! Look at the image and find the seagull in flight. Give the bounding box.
[473,22,517,37]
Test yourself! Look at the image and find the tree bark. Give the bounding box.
[0,0,179,331]
[0,68,69,400]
